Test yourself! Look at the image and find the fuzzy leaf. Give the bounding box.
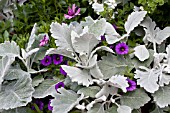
[134,45,149,61]
[125,11,147,34]
[51,88,84,113]
[105,22,120,44]
[98,54,130,79]
[87,103,105,113]
[117,105,132,113]
[132,49,154,68]
[61,65,93,87]
[26,23,37,51]
[155,27,170,44]
[135,66,160,93]
[1,107,31,113]
[89,18,106,40]
[73,33,99,56]
[0,69,34,110]
[46,48,74,60]
[77,86,100,98]
[120,89,151,109]
[50,22,73,51]
[153,85,170,108]
[0,56,15,91]
[109,75,129,92]
[32,75,44,87]
[0,41,20,57]
[33,79,59,98]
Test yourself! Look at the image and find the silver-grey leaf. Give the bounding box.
[134,66,160,93]
[33,79,59,98]
[117,105,132,113]
[32,75,44,87]
[87,103,105,113]
[125,11,147,34]
[120,89,151,109]
[51,88,84,113]
[61,65,93,87]
[89,18,107,40]
[0,69,34,110]
[50,22,73,51]
[77,86,100,98]
[155,27,170,44]
[1,107,31,113]
[0,41,20,57]
[0,56,15,91]
[153,85,170,108]
[98,53,130,79]
[73,33,99,56]
[134,45,149,61]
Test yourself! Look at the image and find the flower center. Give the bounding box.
[120,47,125,51]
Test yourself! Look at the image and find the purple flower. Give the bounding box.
[48,100,53,111]
[126,79,136,91]
[101,35,106,41]
[112,24,117,30]
[31,100,44,111]
[60,67,67,76]
[39,35,49,46]
[55,82,65,91]
[109,45,114,49]
[115,42,129,55]
[52,54,63,65]
[64,4,80,19]
[41,55,52,66]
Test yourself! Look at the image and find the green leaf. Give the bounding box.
[0,69,34,110]
[120,89,151,109]
[51,88,84,113]
[106,105,118,113]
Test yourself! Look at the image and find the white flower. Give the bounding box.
[104,0,119,9]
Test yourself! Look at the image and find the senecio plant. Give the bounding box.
[1,8,170,113]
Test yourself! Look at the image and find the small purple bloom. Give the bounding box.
[109,45,114,49]
[52,54,63,65]
[115,42,129,55]
[101,35,106,41]
[112,24,117,30]
[126,79,136,91]
[55,82,65,91]
[41,55,52,66]
[31,100,44,111]
[48,100,53,111]
[39,35,49,46]
[60,67,67,76]
[64,4,80,19]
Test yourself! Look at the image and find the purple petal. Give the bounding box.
[48,100,53,111]
[52,54,63,65]
[74,8,81,15]
[72,4,76,13]
[40,55,52,66]
[55,82,65,91]
[64,14,74,19]
[60,67,67,76]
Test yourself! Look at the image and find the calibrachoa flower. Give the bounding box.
[115,42,129,55]
[64,4,80,19]
[60,67,67,76]
[52,54,63,65]
[126,79,137,91]
[31,100,44,111]
[112,24,117,30]
[48,100,53,111]
[55,82,65,91]
[41,55,52,66]
[101,35,106,41]
[39,35,49,46]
